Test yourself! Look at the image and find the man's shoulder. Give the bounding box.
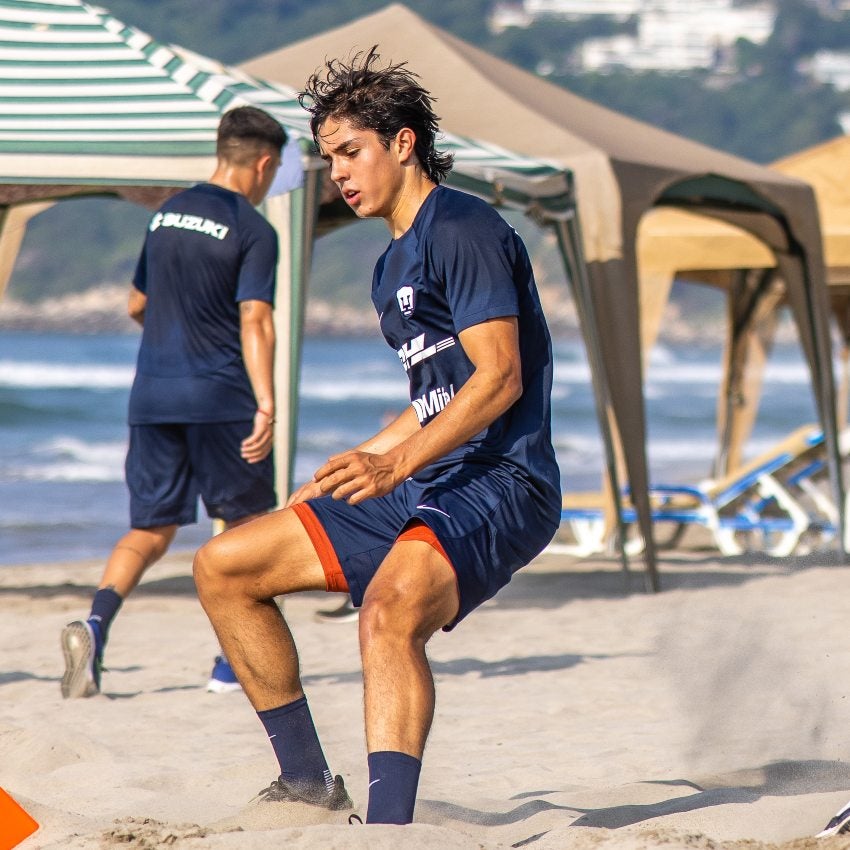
[175,185,275,239]
[430,186,505,229]
[421,186,511,250]
[223,190,277,240]
[430,185,493,218]
[158,183,234,218]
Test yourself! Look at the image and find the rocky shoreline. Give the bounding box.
[0,281,738,344]
[0,284,390,337]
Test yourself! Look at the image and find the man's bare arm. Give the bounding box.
[239,299,276,464]
[356,406,421,454]
[314,316,522,504]
[286,400,421,507]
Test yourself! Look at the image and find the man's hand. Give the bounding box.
[240,410,274,464]
[128,286,146,326]
[314,450,401,505]
[284,479,324,508]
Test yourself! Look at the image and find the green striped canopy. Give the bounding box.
[0,0,574,215]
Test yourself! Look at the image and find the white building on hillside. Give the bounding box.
[805,50,850,90]
[524,0,641,18]
[489,2,533,32]
[576,0,775,72]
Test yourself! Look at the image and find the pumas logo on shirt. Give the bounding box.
[396,286,415,317]
[149,211,230,241]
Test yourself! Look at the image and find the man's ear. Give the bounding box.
[256,152,274,179]
[395,127,417,165]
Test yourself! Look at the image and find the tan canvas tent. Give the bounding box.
[772,137,850,436]
[639,135,850,477]
[242,2,847,582]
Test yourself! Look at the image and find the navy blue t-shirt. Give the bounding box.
[128,183,277,424]
[373,185,560,509]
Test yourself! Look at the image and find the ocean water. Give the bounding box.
[0,330,819,566]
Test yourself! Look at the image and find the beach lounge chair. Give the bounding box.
[553,424,828,558]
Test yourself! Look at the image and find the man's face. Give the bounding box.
[317,116,403,220]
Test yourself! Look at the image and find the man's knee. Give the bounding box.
[149,525,177,561]
[193,535,226,597]
[192,531,248,600]
[360,547,459,649]
[359,585,403,643]
[193,508,327,602]
[359,577,445,650]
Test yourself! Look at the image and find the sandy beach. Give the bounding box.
[4,538,850,849]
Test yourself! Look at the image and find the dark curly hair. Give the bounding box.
[298,46,453,184]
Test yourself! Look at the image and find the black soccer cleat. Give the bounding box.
[255,774,353,811]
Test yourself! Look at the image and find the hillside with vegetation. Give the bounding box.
[5,0,850,338]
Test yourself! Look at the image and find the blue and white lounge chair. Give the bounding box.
[554,424,828,558]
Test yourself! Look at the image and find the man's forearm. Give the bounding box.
[385,317,523,480]
[388,365,521,481]
[356,406,421,455]
[240,304,276,414]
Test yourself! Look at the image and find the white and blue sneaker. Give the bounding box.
[206,655,242,693]
[60,620,102,698]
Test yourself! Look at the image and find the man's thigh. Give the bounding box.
[304,485,421,607]
[363,537,460,637]
[201,507,327,599]
[304,469,558,628]
[414,470,559,628]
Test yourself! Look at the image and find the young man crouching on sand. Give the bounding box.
[193,47,561,824]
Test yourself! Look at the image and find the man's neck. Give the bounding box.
[386,174,438,239]
[207,163,251,200]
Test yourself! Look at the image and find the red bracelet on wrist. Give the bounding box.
[257,409,274,418]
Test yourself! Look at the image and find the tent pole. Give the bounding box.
[778,252,848,561]
[839,344,849,432]
[716,268,777,477]
[0,202,54,304]
[554,217,645,590]
[262,166,322,504]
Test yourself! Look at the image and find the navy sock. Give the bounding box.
[88,587,123,656]
[366,751,421,825]
[257,696,333,794]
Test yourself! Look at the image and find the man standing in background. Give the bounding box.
[60,105,285,699]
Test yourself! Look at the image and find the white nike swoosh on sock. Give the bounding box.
[368,779,381,788]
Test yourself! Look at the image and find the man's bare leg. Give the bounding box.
[99,524,178,596]
[60,524,178,699]
[205,512,266,690]
[193,508,325,708]
[102,513,258,599]
[194,508,351,807]
[358,540,460,823]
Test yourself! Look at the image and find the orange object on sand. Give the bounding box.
[0,788,38,850]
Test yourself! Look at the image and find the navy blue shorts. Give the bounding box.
[299,464,559,630]
[125,421,276,528]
